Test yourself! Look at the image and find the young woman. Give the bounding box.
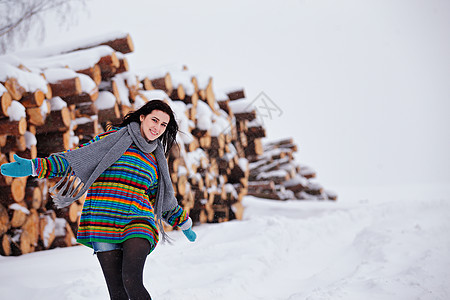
[1,99,197,300]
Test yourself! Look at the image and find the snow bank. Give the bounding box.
[1,186,448,300]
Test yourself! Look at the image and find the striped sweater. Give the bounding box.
[33,129,190,252]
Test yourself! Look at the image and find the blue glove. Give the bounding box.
[1,154,33,177]
[182,228,197,242]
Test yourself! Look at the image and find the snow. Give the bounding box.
[0,184,448,299]
[112,76,131,106]
[24,131,37,149]
[15,32,125,58]
[94,91,116,110]
[0,62,48,93]
[49,96,67,111]
[21,46,116,71]
[7,101,26,121]
[77,73,97,94]
[43,68,78,83]
[284,174,309,188]
[210,114,231,137]
[170,69,195,95]
[196,100,213,131]
[227,98,255,114]
[139,89,170,102]
[8,204,30,215]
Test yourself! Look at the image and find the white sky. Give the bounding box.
[23,0,450,190]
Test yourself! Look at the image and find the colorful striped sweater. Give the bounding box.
[33,129,190,252]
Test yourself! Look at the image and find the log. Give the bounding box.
[0,87,12,117]
[51,218,77,248]
[26,100,51,126]
[24,185,43,210]
[36,130,71,155]
[20,90,45,108]
[77,64,102,85]
[0,177,26,205]
[97,103,121,124]
[22,209,39,248]
[55,201,82,224]
[0,234,11,256]
[39,210,56,249]
[2,77,26,100]
[244,138,263,157]
[234,111,257,122]
[246,126,266,139]
[9,202,29,228]
[99,33,134,54]
[98,52,120,80]
[115,57,129,74]
[74,102,99,117]
[10,229,32,256]
[49,77,82,98]
[63,90,99,105]
[0,117,27,135]
[0,204,10,236]
[1,135,26,152]
[35,107,72,134]
[230,201,244,220]
[169,84,186,101]
[227,89,245,101]
[152,73,173,92]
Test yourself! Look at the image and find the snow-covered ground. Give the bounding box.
[0,184,449,300]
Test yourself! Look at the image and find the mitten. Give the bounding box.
[182,227,197,242]
[1,154,33,177]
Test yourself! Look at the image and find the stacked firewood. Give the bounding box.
[0,32,251,256]
[0,32,335,256]
[217,88,337,201]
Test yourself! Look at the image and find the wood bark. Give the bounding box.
[35,107,72,134]
[20,90,45,108]
[77,64,102,85]
[0,117,27,135]
[49,77,82,98]
[227,89,245,101]
[0,88,12,118]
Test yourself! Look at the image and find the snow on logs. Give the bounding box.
[0,32,335,256]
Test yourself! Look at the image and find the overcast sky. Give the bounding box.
[25,0,450,192]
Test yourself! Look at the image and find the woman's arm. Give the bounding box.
[162,204,192,230]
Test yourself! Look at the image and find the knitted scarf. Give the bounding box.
[49,121,177,241]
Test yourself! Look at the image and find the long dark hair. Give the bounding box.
[116,100,178,156]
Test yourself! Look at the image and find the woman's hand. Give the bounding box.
[182,228,197,242]
[1,154,33,177]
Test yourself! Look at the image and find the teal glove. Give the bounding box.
[1,154,33,177]
[182,228,197,242]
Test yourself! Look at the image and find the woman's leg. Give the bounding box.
[97,249,128,300]
[121,238,152,300]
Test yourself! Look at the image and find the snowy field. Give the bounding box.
[0,184,449,300]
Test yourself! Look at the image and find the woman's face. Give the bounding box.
[140,109,170,141]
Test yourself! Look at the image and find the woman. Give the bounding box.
[1,100,197,300]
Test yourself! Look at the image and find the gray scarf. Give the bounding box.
[49,121,177,241]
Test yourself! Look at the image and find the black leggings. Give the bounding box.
[96,238,152,300]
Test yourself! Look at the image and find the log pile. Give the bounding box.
[218,88,337,201]
[0,32,335,256]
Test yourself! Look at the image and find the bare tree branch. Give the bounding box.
[0,0,87,54]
